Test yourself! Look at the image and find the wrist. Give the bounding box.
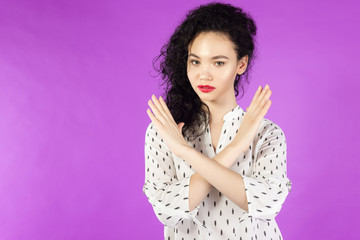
[175,143,193,158]
[214,142,243,167]
[231,137,247,154]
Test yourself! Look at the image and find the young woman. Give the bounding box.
[143,2,292,239]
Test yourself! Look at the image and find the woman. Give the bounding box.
[143,2,292,239]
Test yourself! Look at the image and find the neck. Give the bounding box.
[205,97,238,125]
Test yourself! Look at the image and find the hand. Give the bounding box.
[147,94,189,156]
[234,84,272,152]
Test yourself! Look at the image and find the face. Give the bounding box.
[187,31,248,105]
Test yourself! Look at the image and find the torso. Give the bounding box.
[209,121,223,154]
[158,106,290,240]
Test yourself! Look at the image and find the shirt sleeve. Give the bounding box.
[242,121,292,220]
[142,122,200,227]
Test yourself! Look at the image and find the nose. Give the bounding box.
[199,66,212,81]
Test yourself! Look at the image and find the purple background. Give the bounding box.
[0,0,359,239]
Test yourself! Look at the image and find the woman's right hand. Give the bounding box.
[233,84,272,153]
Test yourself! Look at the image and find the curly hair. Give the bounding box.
[152,2,257,141]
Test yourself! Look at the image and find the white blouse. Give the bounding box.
[143,104,292,240]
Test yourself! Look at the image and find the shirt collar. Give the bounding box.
[203,104,245,124]
[222,104,244,122]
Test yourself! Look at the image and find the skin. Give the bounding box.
[187,31,248,153]
[147,31,272,212]
[187,31,247,126]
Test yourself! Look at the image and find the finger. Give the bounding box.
[146,108,156,121]
[256,84,270,108]
[147,108,161,125]
[260,99,272,117]
[147,108,164,133]
[178,122,185,131]
[259,89,272,109]
[255,85,262,97]
[151,94,169,121]
[159,96,175,122]
[248,85,262,111]
[148,99,166,123]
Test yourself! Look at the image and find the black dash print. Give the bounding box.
[143,112,288,239]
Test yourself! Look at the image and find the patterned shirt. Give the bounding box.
[143,104,292,239]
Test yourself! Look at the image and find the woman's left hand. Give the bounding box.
[147,94,189,156]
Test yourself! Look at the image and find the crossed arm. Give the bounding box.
[143,120,291,226]
[180,139,248,211]
[145,85,291,222]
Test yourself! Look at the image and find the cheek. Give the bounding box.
[187,68,197,84]
[214,68,236,82]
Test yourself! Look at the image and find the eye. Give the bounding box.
[215,61,225,66]
[190,60,199,65]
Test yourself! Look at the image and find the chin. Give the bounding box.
[198,95,216,102]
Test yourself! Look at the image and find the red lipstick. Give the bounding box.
[198,85,215,93]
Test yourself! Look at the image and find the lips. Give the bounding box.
[198,85,215,93]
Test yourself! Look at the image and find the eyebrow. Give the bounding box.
[188,53,229,60]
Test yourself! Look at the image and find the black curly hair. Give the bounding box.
[152,2,257,141]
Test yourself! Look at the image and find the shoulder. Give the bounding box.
[251,117,287,157]
[257,117,286,142]
[144,122,173,156]
[145,122,155,135]
[145,122,157,138]
[145,122,164,142]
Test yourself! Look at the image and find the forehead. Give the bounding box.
[188,31,236,58]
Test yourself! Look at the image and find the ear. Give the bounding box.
[236,55,249,75]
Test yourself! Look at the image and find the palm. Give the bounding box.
[146,94,188,156]
[237,85,272,152]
